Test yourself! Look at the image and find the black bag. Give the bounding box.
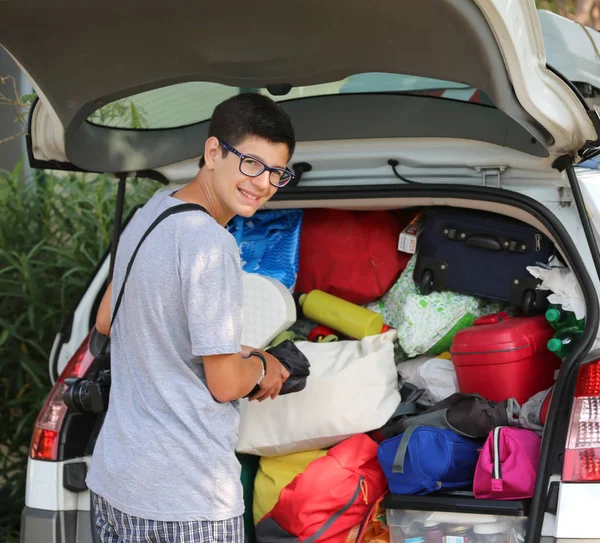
[413,207,555,315]
[265,340,311,395]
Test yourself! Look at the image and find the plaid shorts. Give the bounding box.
[91,492,244,543]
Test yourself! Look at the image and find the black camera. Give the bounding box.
[63,370,111,414]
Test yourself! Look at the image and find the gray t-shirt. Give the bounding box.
[86,188,244,521]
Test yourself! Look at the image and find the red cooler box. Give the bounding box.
[450,313,560,404]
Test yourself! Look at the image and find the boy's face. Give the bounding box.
[207,135,291,219]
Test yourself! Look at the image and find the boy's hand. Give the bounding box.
[250,350,290,402]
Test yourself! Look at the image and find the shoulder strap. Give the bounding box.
[100,203,210,354]
[391,384,425,419]
[391,393,481,473]
[392,410,450,473]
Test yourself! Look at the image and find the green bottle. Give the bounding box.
[547,332,577,359]
[545,304,585,334]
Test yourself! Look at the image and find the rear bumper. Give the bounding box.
[20,507,95,543]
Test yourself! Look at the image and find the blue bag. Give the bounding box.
[228,209,303,291]
[377,426,481,495]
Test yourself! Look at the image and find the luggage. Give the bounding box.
[473,427,542,500]
[374,392,516,444]
[413,208,555,315]
[450,313,560,404]
[377,427,481,495]
[295,209,414,305]
[255,434,388,543]
[253,449,328,525]
[229,209,303,291]
[236,331,400,456]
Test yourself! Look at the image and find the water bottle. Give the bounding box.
[424,521,444,543]
[298,290,385,339]
[545,304,584,333]
[547,331,577,359]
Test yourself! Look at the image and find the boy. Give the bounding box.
[88,93,296,542]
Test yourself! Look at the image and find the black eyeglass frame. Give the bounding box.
[219,139,295,188]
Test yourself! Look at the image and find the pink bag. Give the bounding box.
[473,427,541,500]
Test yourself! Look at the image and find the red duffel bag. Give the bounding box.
[255,434,387,543]
[295,209,414,304]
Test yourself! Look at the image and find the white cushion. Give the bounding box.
[241,273,296,349]
[236,330,401,456]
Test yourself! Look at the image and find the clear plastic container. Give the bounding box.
[386,509,526,543]
[472,522,512,543]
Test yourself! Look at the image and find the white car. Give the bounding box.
[3,2,600,542]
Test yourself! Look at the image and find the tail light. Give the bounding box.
[563,360,600,481]
[30,331,95,461]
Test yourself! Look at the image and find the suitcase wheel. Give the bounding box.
[418,269,434,295]
[521,289,536,317]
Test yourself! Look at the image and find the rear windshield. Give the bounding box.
[87,73,493,130]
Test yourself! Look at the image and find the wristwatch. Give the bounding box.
[247,351,267,397]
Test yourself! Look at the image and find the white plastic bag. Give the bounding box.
[397,354,459,406]
[369,256,503,357]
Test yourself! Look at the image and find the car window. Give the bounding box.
[87,73,493,130]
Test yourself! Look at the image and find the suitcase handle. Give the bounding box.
[442,227,528,253]
[474,311,517,325]
[464,234,502,251]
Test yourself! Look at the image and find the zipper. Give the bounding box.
[304,477,366,543]
[491,426,504,494]
[534,233,542,252]
[493,427,502,480]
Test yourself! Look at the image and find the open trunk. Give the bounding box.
[242,191,595,541]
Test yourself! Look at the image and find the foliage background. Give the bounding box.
[0,0,596,541]
[0,167,157,541]
[537,0,600,28]
[0,75,157,540]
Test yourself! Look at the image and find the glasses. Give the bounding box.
[219,139,295,188]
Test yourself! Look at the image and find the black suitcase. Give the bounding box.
[413,208,555,315]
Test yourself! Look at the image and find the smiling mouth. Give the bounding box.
[239,188,261,201]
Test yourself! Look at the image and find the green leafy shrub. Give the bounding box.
[0,162,157,541]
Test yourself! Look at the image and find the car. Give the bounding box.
[3,2,600,542]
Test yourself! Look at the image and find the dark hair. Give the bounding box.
[198,93,295,168]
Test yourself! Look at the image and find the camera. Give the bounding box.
[63,370,111,413]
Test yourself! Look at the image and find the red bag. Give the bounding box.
[450,313,560,405]
[295,209,414,304]
[255,435,388,543]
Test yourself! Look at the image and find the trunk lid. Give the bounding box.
[0,1,598,174]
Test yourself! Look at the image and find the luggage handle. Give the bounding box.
[473,311,517,325]
[464,234,502,251]
[442,227,528,253]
